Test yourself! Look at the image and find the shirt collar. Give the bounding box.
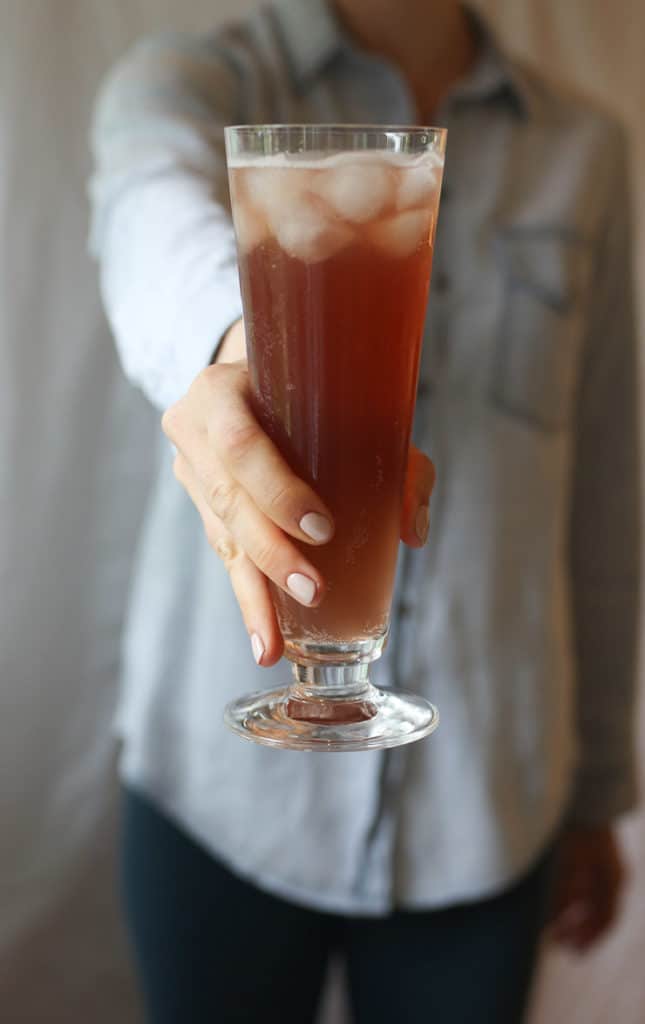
[447,5,536,119]
[271,0,347,86]
[272,0,536,120]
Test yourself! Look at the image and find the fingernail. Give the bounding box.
[251,633,265,665]
[299,512,333,543]
[287,572,317,606]
[415,505,430,543]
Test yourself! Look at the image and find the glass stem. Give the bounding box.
[292,662,371,699]
[287,663,377,724]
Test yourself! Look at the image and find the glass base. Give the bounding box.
[224,683,439,751]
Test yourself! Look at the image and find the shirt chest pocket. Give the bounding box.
[490,228,593,432]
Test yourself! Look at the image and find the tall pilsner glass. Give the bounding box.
[224,125,446,751]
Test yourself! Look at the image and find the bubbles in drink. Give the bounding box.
[229,150,443,263]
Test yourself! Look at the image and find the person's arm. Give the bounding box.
[568,125,641,829]
[90,35,435,665]
[90,34,244,410]
[550,124,640,952]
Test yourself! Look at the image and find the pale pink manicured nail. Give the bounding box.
[286,572,317,605]
[299,512,333,543]
[251,633,265,665]
[415,505,430,544]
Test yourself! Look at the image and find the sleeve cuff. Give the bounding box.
[149,262,243,410]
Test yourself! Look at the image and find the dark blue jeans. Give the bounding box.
[122,787,553,1024]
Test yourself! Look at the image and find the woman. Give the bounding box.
[91,0,639,1020]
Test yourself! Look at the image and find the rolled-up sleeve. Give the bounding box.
[90,35,244,410]
[568,126,641,824]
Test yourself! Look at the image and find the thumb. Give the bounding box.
[401,445,436,548]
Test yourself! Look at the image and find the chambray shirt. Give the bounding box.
[91,0,640,913]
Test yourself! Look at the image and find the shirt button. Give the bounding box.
[399,600,414,618]
[417,379,432,399]
[433,269,451,294]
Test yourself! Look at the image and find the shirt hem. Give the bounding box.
[119,755,569,918]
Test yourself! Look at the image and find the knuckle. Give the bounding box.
[266,481,293,514]
[202,360,247,394]
[207,478,239,521]
[204,522,220,551]
[207,529,238,567]
[253,535,284,575]
[219,421,260,464]
[187,366,221,409]
[161,402,181,441]
[199,362,225,392]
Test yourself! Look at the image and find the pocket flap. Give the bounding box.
[495,228,592,313]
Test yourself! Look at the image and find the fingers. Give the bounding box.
[163,362,333,609]
[401,445,436,548]
[171,445,326,608]
[228,549,284,668]
[166,363,334,546]
[173,455,284,666]
[548,828,626,954]
[550,890,616,952]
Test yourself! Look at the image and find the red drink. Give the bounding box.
[229,151,442,662]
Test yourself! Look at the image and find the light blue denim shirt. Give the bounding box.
[91,0,640,913]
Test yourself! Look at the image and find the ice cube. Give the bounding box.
[232,201,268,253]
[275,198,354,263]
[369,210,433,258]
[311,162,392,223]
[396,165,438,211]
[243,167,311,220]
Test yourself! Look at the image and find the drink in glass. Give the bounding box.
[224,126,445,751]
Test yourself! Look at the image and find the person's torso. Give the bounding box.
[119,0,615,912]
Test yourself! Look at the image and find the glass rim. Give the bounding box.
[225,124,446,160]
[226,123,446,136]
